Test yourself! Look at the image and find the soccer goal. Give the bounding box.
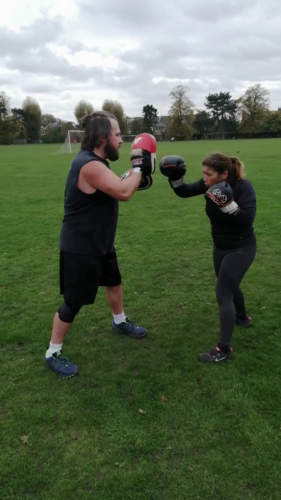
[53,130,84,154]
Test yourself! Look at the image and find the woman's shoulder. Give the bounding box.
[233,178,256,199]
[233,177,254,189]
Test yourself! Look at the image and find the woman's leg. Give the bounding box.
[199,244,256,363]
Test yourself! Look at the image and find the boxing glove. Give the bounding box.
[159,155,186,185]
[205,181,239,214]
[120,169,153,191]
[130,133,157,176]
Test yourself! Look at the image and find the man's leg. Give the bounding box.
[102,252,147,338]
[45,303,81,378]
[45,251,97,378]
[105,284,124,315]
[105,285,146,338]
[50,312,72,345]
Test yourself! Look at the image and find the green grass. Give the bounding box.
[1,138,281,500]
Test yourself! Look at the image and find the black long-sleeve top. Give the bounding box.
[171,178,256,250]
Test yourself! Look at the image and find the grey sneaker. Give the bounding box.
[235,315,252,327]
[199,345,233,364]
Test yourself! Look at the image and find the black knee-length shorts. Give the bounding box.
[59,250,122,305]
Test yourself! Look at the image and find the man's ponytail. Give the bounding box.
[81,115,91,129]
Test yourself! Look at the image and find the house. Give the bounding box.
[154,115,168,136]
[125,115,168,136]
[40,119,62,136]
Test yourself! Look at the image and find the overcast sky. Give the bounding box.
[1,0,280,122]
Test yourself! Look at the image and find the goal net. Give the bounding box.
[53,130,84,154]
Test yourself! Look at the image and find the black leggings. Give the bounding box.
[213,244,256,346]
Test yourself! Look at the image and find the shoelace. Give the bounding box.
[55,352,70,366]
[123,320,137,332]
[209,346,221,356]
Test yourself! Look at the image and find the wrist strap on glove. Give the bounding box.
[170,178,183,188]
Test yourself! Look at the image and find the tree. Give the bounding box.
[142,105,158,134]
[237,84,270,135]
[0,91,11,120]
[192,110,213,138]
[167,85,194,139]
[204,91,237,139]
[0,92,23,144]
[10,108,27,139]
[11,107,26,124]
[102,99,127,133]
[261,111,281,136]
[74,100,94,125]
[22,96,42,142]
[130,117,143,135]
[61,120,77,135]
[41,114,56,127]
[0,117,22,144]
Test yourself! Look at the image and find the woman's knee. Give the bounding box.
[216,281,233,304]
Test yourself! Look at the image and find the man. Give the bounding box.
[45,111,156,378]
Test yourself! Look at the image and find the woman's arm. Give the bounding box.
[169,177,206,198]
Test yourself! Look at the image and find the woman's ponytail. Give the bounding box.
[230,157,245,180]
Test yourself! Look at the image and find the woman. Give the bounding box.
[160,153,257,363]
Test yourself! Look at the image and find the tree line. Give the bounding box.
[0,83,280,145]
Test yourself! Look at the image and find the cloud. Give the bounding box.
[0,0,280,121]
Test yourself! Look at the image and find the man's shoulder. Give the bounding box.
[71,149,109,169]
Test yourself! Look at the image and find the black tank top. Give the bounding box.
[59,149,119,255]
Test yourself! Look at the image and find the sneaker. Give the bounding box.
[111,317,147,339]
[198,345,233,364]
[235,315,252,327]
[45,349,78,378]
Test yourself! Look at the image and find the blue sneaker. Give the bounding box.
[45,349,78,378]
[111,317,147,339]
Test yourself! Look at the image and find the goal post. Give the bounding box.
[67,130,82,153]
[53,130,84,154]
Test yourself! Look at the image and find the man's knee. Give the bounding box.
[57,302,82,323]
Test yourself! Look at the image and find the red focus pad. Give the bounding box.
[131,133,156,153]
[130,133,157,175]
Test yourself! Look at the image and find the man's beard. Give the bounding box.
[104,140,119,161]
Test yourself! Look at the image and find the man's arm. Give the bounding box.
[80,161,141,201]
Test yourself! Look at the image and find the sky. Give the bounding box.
[1,0,280,123]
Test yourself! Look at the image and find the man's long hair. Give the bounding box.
[80,111,117,151]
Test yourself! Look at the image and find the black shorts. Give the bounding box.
[59,250,121,305]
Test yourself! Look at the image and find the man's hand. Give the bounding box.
[130,133,157,176]
[120,169,153,191]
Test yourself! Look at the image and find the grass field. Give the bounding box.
[1,138,281,500]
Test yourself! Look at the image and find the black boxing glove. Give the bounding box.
[159,155,186,187]
[205,181,239,214]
